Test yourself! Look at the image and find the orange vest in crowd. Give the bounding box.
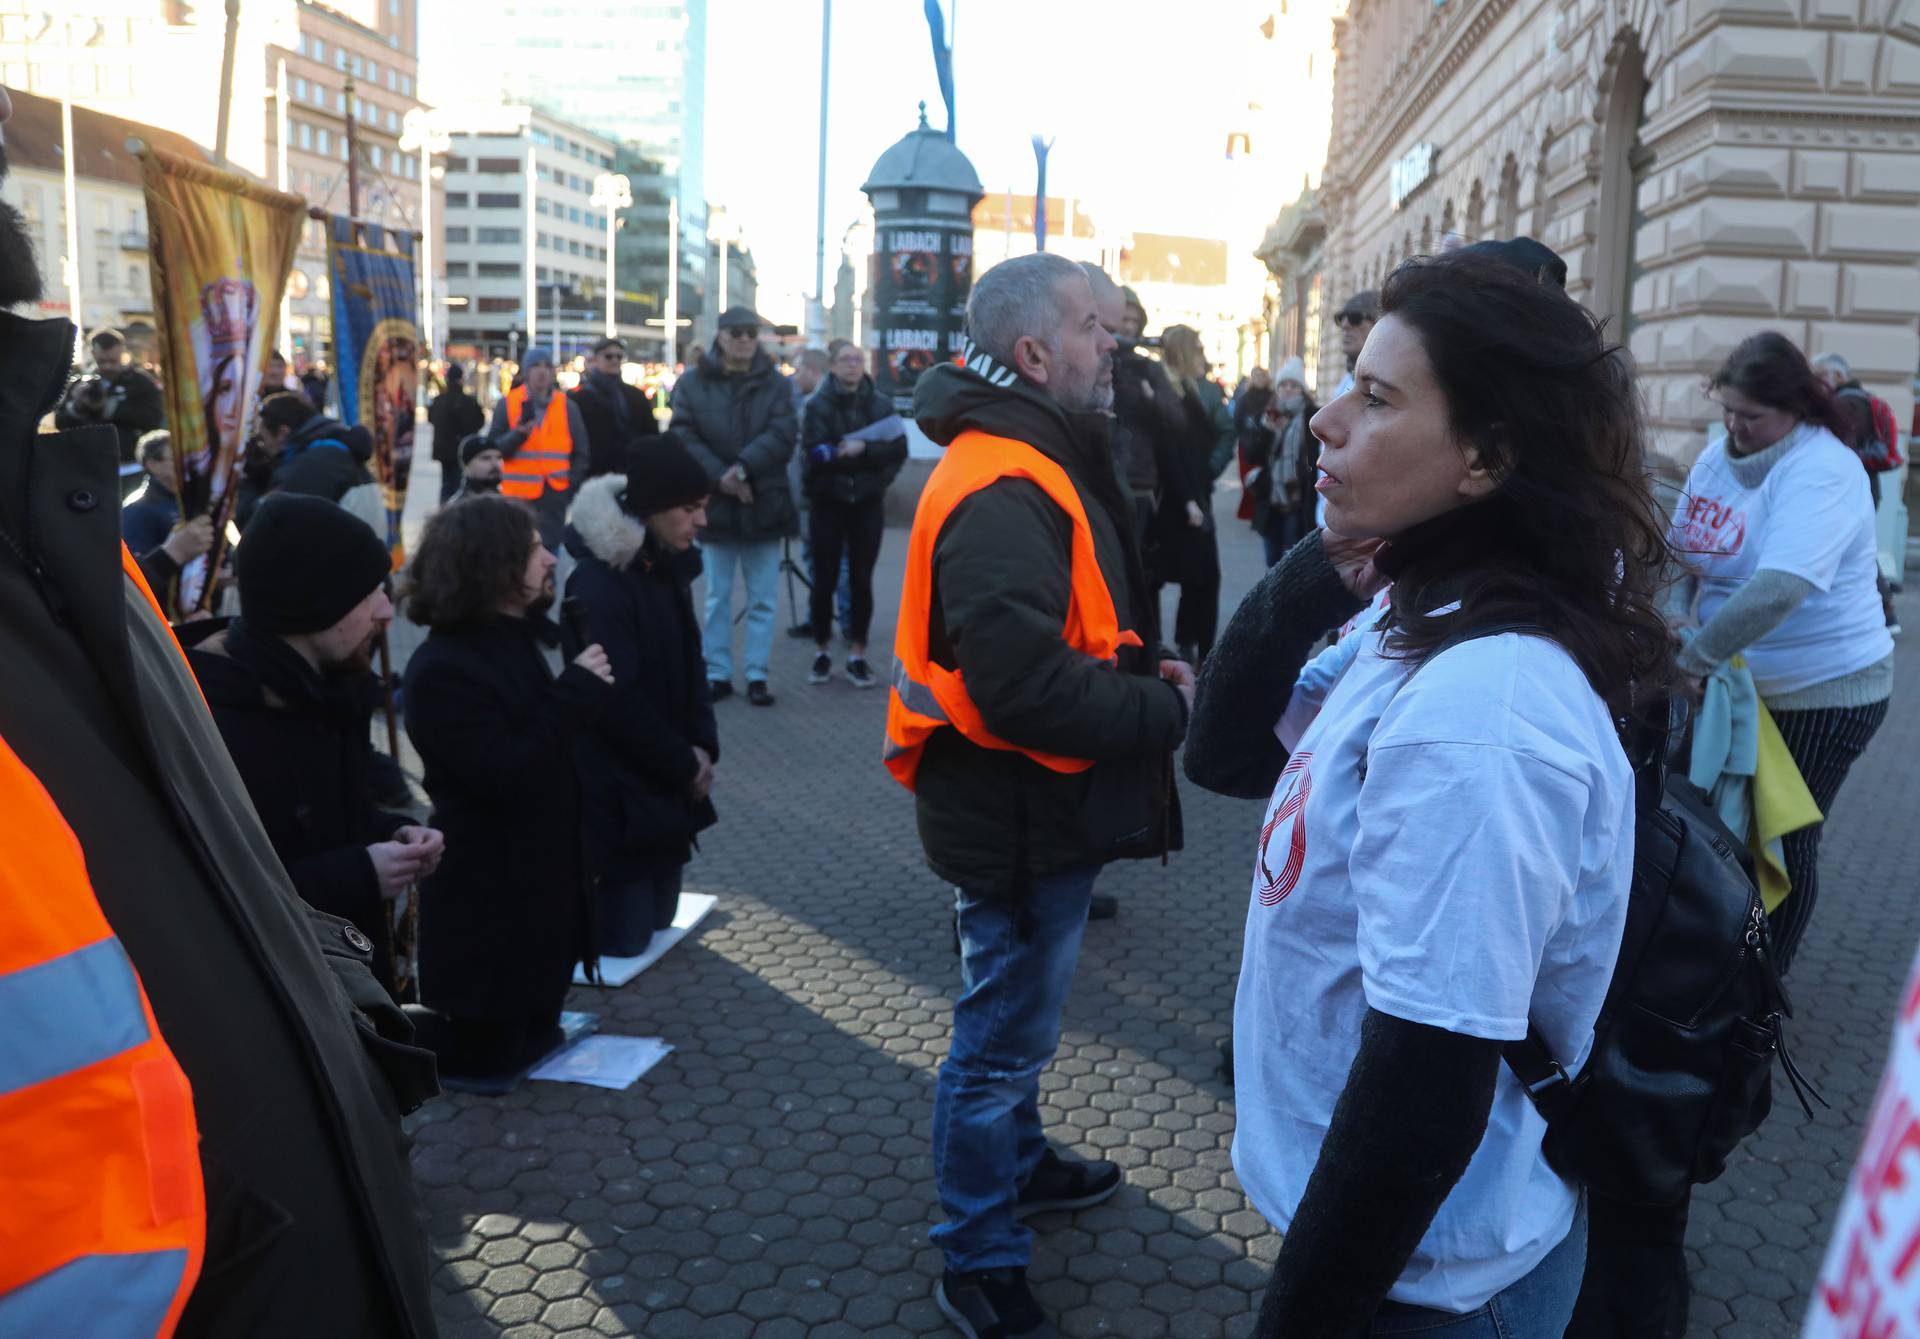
[502,385,574,501]
[884,429,1143,791]
[0,558,206,1339]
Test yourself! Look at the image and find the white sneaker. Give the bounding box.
[808,653,832,684]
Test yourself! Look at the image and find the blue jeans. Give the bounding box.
[701,538,780,682]
[1366,1199,1587,1336]
[931,867,1098,1273]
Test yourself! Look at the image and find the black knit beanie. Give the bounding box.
[237,494,392,635]
[620,432,711,517]
[459,432,497,467]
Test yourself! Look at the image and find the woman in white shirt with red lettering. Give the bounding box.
[1186,251,1674,1336]
[1670,331,1894,973]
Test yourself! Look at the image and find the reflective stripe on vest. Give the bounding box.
[0,732,205,1338]
[883,428,1141,791]
[502,384,574,499]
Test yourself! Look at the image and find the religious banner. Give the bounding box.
[137,143,305,614]
[328,217,420,566]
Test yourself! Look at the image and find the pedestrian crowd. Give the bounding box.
[2,59,1910,1336]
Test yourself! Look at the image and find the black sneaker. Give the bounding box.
[747,680,775,707]
[708,680,733,702]
[1087,893,1118,921]
[786,621,816,639]
[808,653,833,684]
[1014,1147,1121,1220]
[935,1268,1056,1339]
[845,656,876,689]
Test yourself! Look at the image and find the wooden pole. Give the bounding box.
[213,0,241,167]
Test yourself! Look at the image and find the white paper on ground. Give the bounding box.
[573,892,716,987]
[528,1035,675,1090]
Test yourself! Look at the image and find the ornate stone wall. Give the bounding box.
[1317,0,1920,467]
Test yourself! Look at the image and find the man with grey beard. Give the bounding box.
[887,253,1193,1338]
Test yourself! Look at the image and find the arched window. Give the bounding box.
[1440,199,1456,247]
[1496,155,1521,238]
[1592,35,1650,328]
[1464,181,1484,242]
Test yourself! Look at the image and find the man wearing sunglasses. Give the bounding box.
[572,337,660,482]
[667,306,798,706]
[1319,291,1379,524]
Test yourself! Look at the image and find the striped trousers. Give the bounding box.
[1765,698,1890,973]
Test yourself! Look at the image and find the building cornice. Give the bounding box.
[1335,0,1519,199]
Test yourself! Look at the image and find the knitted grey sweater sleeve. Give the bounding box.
[1184,533,1365,799]
[1676,568,1815,677]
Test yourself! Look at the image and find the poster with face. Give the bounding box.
[330,219,422,566]
[138,146,305,615]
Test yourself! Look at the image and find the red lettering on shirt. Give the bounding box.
[1675,492,1747,560]
[1257,753,1313,908]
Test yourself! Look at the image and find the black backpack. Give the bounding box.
[1505,695,1824,1205]
[1430,629,1821,1206]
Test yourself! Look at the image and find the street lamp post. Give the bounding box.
[590,172,632,339]
[665,196,679,365]
[710,205,730,322]
[400,109,452,358]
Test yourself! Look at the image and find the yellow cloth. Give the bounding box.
[1749,694,1822,914]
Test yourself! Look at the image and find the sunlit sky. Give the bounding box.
[705,0,1332,323]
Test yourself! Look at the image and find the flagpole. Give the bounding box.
[214,0,241,166]
[59,16,83,358]
[948,0,957,142]
[276,57,292,359]
[813,0,831,346]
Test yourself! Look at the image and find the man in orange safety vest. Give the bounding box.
[887,253,1194,1339]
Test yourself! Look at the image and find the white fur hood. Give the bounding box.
[568,474,647,569]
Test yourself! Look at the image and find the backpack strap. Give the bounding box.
[1502,1025,1579,1122]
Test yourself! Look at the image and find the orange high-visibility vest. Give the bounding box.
[501,385,574,501]
[0,561,207,1335]
[884,429,1142,791]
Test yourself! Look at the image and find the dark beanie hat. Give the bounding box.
[620,432,711,518]
[1457,236,1568,289]
[237,494,392,635]
[459,432,498,467]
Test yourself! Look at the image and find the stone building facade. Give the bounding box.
[1262,0,1920,470]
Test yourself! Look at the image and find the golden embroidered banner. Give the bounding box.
[138,143,305,613]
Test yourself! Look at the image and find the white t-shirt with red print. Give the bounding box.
[1672,424,1892,698]
[1233,618,1634,1312]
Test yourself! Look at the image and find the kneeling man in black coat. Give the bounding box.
[186,494,445,992]
[402,495,618,1079]
[564,433,720,955]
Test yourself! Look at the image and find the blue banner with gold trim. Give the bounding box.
[328,218,419,565]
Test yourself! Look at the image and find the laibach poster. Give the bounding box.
[871,222,973,411]
[329,218,420,567]
[137,144,304,614]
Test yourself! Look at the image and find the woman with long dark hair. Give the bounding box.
[401,497,616,1082]
[1156,324,1235,663]
[1187,251,1673,1334]
[1670,331,1894,970]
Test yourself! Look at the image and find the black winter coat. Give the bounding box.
[906,352,1189,897]
[402,613,612,1020]
[269,414,374,503]
[184,618,411,984]
[800,374,908,507]
[1112,347,1189,501]
[427,387,486,467]
[668,345,798,542]
[571,372,660,480]
[1240,393,1320,540]
[0,311,437,1338]
[563,475,720,877]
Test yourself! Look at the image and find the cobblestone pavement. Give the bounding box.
[399,466,1920,1338]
